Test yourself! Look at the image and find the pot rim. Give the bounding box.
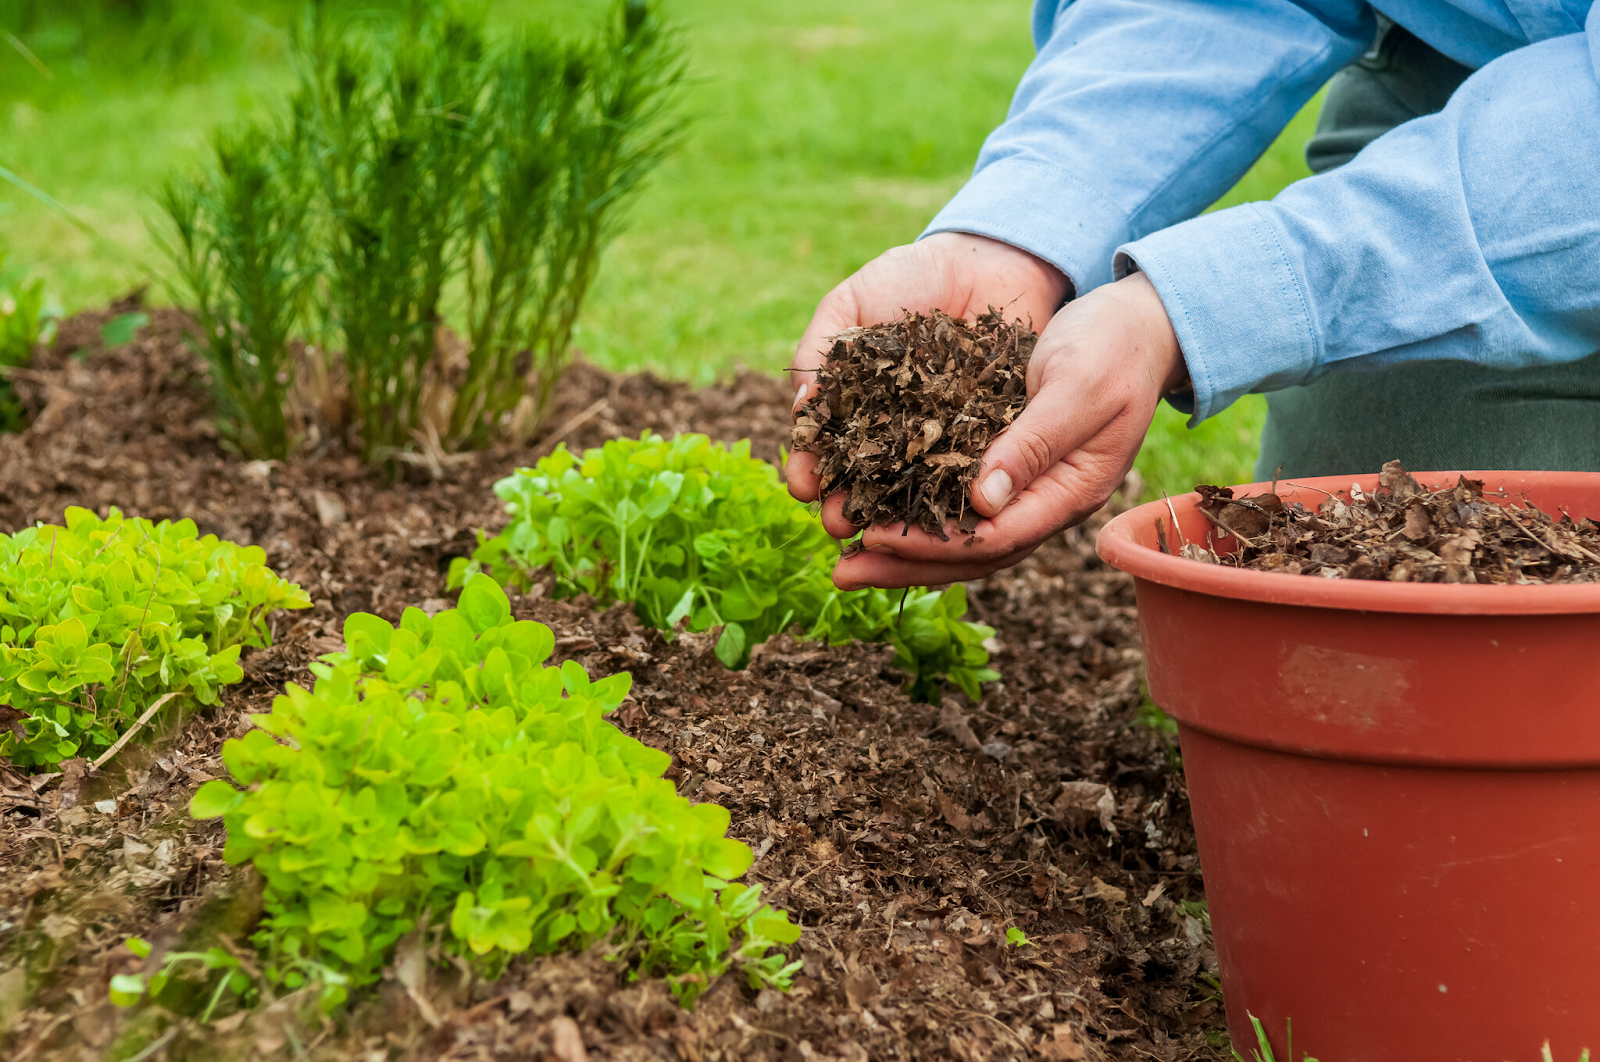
[1095,469,1600,615]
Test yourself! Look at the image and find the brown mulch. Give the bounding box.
[1191,459,1600,584]
[793,309,1034,540]
[0,300,1223,1062]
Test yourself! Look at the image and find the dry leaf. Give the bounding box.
[1190,462,1600,584]
[1052,781,1117,835]
[1402,501,1432,541]
[843,967,880,1009]
[313,489,346,528]
[1085,877,1127,905]
[1038,1024,1088,1060]
[938,699,983,752]
[792,308,1035,540]
[938,791,972,834]
[551,1016,589,1062]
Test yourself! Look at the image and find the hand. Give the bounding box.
[787,231,1071,501]
[806,269,1185,589]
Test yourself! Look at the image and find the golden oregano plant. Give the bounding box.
[0,507,311,768]
[190,576,800,1007]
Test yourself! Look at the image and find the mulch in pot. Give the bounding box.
[0,299,1224,1062]
[1189,460,1600,584]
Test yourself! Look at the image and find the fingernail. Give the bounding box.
[864,541,899,555]
[979,469,1013,510]
[793,382,809,409]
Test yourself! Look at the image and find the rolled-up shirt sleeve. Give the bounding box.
[922,0,1372,293]
[1121,6,1600,423]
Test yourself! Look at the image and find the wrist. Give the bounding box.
[926,231,1075,314]
[1115,270,1187,393]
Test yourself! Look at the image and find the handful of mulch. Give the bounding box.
[791,308,1034,541]
[1178,460,1600,584]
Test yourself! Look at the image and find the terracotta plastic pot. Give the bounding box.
[1096,470,1600,1062]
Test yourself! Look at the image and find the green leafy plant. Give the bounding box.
[1135,697,1179,738]
[1004,926,1030,947]
[190,575,800,1006]
[110,935,257,1020]
[0,250,57,432]
[1546,1046,1593,1062]
[0,506,312,768]
[158,127,311,458]
[449,433,999,701]
[160,0,683,462]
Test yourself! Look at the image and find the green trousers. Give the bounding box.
[1254,19,1600,479]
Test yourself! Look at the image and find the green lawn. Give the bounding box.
[0,0,1320,492]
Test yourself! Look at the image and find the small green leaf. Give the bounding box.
[343,612,394,661]
[664,587,694,628]
[200,946,240,969]
[714,622,746,669]
[190,779,244,819]
[108,973,145,1007]
[99,311,149,349]
[458,574,511,634]
[702,837,753,881]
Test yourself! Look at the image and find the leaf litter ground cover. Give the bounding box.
[1186,460,1600,583]
[1,301,1224,1061]
[792,309,1035,541]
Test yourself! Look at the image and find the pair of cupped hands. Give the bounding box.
[786,233,1187,589]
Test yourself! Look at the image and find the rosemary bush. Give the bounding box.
[158,130,311,458]
[158,1,683,462]
[297,7,489,458]
[454,1,683,446]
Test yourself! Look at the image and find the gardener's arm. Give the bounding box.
[791,0,1372,585]
[1123,12,1600,424]
[921,0,1372,293]
[807,3,1600,590]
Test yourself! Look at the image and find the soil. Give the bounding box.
[1,299,1223,1062]
[792,310,1033,541]
[1192,460,1600,584]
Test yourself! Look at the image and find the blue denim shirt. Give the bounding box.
[923,1,1600,424]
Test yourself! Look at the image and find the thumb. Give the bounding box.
[970,270,1179,518]
[969,369,1109,518]
[788,281,864,503]
[791,281,861,409]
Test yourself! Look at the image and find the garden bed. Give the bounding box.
[0,303,1222,1062]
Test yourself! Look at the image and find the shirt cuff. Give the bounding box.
[1115,202,1320,424]
[920,155,1130,294]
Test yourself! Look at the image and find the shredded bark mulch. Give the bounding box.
[1189,459,1600,584]
[1,298,1224,1062]
[792,309,1034,541]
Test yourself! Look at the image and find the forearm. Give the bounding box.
[923,0,1372,294]
[1123,19,1600,423]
